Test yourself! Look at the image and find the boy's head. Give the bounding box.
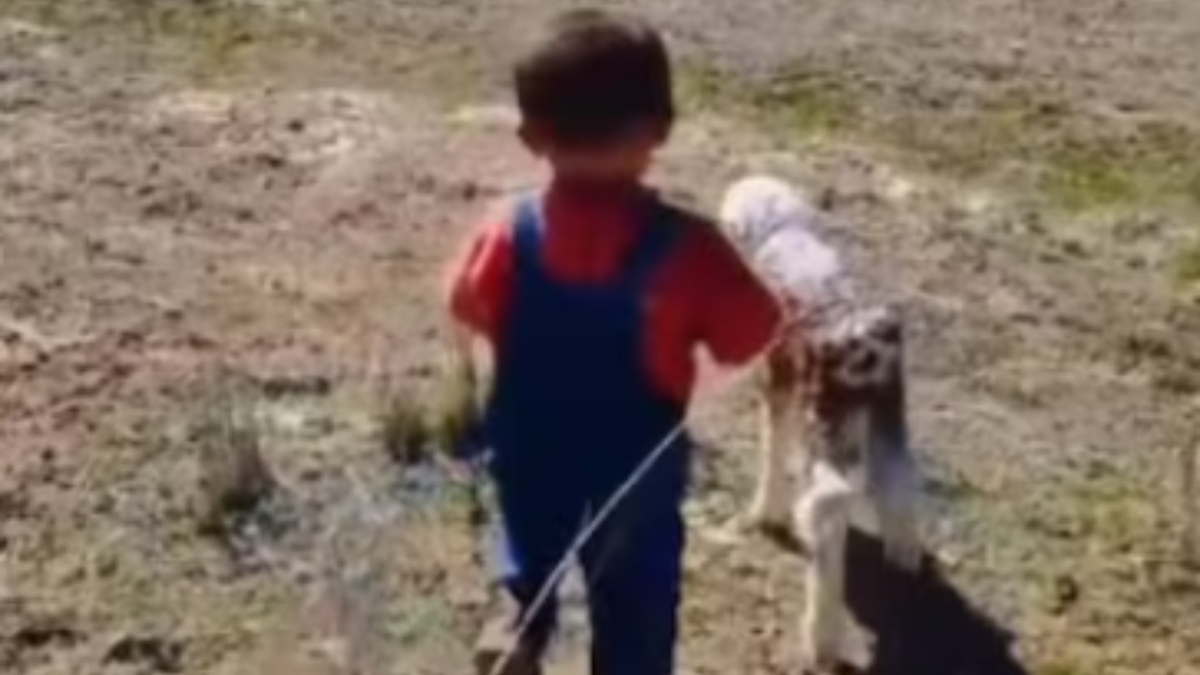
[514,9,675,184]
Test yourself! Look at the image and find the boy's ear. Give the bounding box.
[517,122,548,157]
[652,119,673,145]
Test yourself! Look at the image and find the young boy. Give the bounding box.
[444,9,782,675]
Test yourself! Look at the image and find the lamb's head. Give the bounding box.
[814,304,903,392]
[718,174,818,254]
[810,304,907,465]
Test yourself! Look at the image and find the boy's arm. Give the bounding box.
[438,204,515,457]
[443,203,514,341]
[686,224,784,367]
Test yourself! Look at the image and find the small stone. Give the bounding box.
[1050,574,1081,614]
[449,584,489,611]
[314,637,350,670]
[104,634,184,673]
[91,547,120,578]
[817,185,838,211]
[1059,237,1087,258]
[881,176,917,204]
[447,103,519,131]
[298,464,324,483]
[961,191,995,215]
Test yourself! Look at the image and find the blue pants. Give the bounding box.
[492,459,686,675]
[481,192,692,675]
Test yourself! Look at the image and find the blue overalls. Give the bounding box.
[483,192,691,675]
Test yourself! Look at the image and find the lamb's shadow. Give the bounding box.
[841,527,1030,675]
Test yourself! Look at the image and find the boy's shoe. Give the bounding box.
[473,614,543,675]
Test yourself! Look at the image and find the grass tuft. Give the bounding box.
[1172,242,1200,287]
[677,62,861,139]
[189,371,276,537]
[375,383,432,467]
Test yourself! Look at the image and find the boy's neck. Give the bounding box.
[549,175,647,204]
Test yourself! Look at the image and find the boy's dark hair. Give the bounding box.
[514,9,675,147]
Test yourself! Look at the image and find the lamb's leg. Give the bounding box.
[794,462,862,672]
[746,347,803,531]
[864,449,923,572]
[855,364,923,571]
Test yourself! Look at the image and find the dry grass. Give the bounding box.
[372,349,482,468]
[374,380,432,467]
[1173,242,1200,289]
[189,371,276,537]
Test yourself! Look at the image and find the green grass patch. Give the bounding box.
[2,0,339,84]
[14,0,1200,216]
[681,63,1200,214]
[1039,137,1143,212]
[1036,119,1200,212]
[878,88,1067,178]
[749,67,863,137]
[122,0,337,84]
[1173,242,1200,286]
[677,62,862,139]
[1038,655,1092,675]
[676,63,756,120]
[883,90,1200,212]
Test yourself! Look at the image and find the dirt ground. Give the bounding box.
[3,1,1200,674]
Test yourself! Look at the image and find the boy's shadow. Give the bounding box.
[835,526,1030,675]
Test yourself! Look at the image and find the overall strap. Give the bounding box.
[620,198,680,293]
[511,192,545,275]
[509,191,680,290]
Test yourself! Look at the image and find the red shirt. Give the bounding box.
[445,186,782,404]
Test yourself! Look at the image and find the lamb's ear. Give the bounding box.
[715,215,739,244]
[875,305,904,344]
[809,333,845,384]
[859,304,902,345]
[717,185,742,238]
[717,175,772,248]
[715,206,748,250]
[803,338,829,397]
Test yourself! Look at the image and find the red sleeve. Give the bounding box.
[679,224,783,366]
[443,204,515,344]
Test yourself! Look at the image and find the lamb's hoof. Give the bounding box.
[740,511,809,555]
[800,645,868,675]
[756,520,808,556]
[740,509,786,532]
[698,512,809,555]
[709,512,809,554]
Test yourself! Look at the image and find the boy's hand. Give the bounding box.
[685,220,785,370]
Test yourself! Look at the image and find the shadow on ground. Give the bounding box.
[843,527,1030,675]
